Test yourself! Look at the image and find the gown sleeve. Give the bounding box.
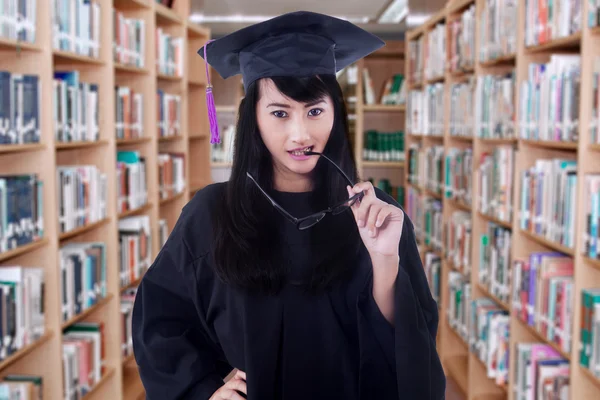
[356,190,446,399]
[131,237,228,399]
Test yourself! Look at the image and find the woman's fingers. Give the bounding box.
[227,377,247,394]
[234,370,247,381]
[219,388,247,400]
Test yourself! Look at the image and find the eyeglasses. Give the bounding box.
[246,151,364,230]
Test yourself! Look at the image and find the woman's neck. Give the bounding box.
[272,163,313,193]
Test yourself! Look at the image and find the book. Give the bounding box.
[159,218,169,248]
[155,28,183,77]
[52,0,101,58]
[0,375,42,400]
[407,83,444,136]
[113,9,145,68]
[53,71,99,143]
[478,146,515,223]
[362,130,404,162]
[118,216,151,289]
[158,152,185,199]
[580,288,600,373]
[479,222,511,304]
[519,55,581,143]
[408,144,444,195]
[445,210,471,276]
[0,71,41,145]
[449,78,475,138]
[56,165,107,233]
[115,85,143,140]
[0,0,37,44]
[156,90,181,138]
[448,3,475,73]
[425,22,446,80]
[424,252,441,306]
[409,36,424,85]
[478,0,518,62]
[120,287,137,358]
[519,158,577,248]
[475,72,516,139]
[448,271,471,344]
[524,0,582,48]
[0,174,44,252]
[514,343,570,399]
[444,147,473,206]
[116,151,148,213]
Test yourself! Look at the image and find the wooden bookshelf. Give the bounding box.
[0,0,212,399]
[405,1,600,399]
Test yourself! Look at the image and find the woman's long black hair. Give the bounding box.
[211,74,362,295]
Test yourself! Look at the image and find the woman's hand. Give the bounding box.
[209,370,247,400]
[346,181,404,259]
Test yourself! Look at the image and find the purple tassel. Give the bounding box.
[206,85,220,144]
[204,40,220,144]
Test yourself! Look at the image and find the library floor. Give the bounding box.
[446,377,465,400]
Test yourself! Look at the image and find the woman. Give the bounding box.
[132,10,445,400]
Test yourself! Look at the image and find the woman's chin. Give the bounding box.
[282,156,318,175]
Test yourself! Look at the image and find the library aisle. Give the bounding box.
[0,0,210,398]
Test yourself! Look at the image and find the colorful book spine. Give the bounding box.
[0,71,41,144]
[445,210,472,276]
[580,288,600,374]
[115,85,143,140]
[362,131,405,162]
[448,3,475,73]
[475,72,516,139]
[156,90,181,138]
[113,9,145,68]
[121,287,138,357]
[155,28,183,77]
[158,152,185,199]
[584,174,600,259]
[409,36,424,85]
[449,78,476,138]
[514,343,570,399]
[524,0,582,47]
[52,0,101,58]
[519,158,577,248]
[425,22,446,80]
[448,271,471,344]
[0,0,37,43]
[53,71,99,143]
[478,146,515,223]
[478,0,518,62]
[444,147,473,206]
[408,144,444,195]
[407,84,445,136]
[119,216,151,289]
[424,252,441,306]
[519,55,581,143]
[479,222,511,303]
[116,151,148,213]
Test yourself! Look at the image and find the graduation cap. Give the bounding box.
[198,10,386,144]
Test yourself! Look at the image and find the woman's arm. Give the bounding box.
[370,253,399,325]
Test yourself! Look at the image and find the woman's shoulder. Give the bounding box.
[165,181,228,262]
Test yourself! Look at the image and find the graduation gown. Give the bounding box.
[131,182,446,400]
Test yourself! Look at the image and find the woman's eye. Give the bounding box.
[272,110,288,118]
[308,108,323,117]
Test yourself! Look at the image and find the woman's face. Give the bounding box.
[256,78,334,179]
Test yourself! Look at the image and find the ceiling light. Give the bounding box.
[378,0,408,23]
[189,13,370,25]
[406,13,430,26]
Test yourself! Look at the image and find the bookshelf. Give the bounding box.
[0,0,212,398]
[406,0,600,399]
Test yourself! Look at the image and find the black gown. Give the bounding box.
[131,182,446,400]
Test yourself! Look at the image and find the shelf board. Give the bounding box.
[479,53,516,67]
[56,140,108,150]
[59,218,111,242]
[362,104,406,112]
[188,77,206,87]
[471,353,507,392]
[583,255,600,272]
[158,135,183,142]
[160,191,185,206]
[0,238,48,263]
[189,134,207,140]
[188,23,210,38]
[426,76,445,84]
[515,317,571,360]
[211,161,232,168]
[155,3,183,24]
[61,294,113,330]
[525,32,582,53]
[113,0,150,9]
[189,181,210,193]
[118,203,153,219]
[123,367,145,400]
[519,139,578,151]
[362,161,405,168]
[0,37,41,52]
[122,352,136,365]
[115,62,148,74]
[121,276,144,294]
[117,137,152,146]
[81,367,116,400]
[448,67,475,79]
[479,137,517,145]
[446,197,471,212]
[444,355,469,395]
[157,73,183,82]
[0,143,46,154]
[0,331,53,373]
[581,366,600,390]
[519,229,575,256]
[589,143,600,152]
[446,0,475,14]
[476,282,510,311]
[53,50,104,65]
[215,105,237,113]
[477,211,512,230]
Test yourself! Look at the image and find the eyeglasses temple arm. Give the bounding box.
[246,172,298,225]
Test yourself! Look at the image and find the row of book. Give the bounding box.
[57,165,107,234]
[157,90,182,138]
[584,174,600,259]
[54,71,99,143]
[445,210,471,276]
[407,144,444,195]
[425,22,446,81]
[479,147,515,224]
[113,9,145,68]
[524,0,582,48]
[589,57,600,144]
[479,222,511,304]
[119,216,151,290]
[117,151,148,214]
[475,72,516,140]
[362,131,405,162]
[0,375,42,399]
[514,343,569,399]
[121,287,137,358]
[519,55,580,143]
[407,83,444,136]
[590,1,600,27]
[581,288,600,379]
[0,0,37,44]
[447,3,475,73]
[366,178,405,207]
[361,69,406,106]
[0,174,44,252]
[158,152,186,199]
[512,253,574,354]
[478,0,517,63]
[52,0,101,58]
[408,35,424,85]
[406,186,443,251]
[0,71,41,145]
[519,158,577,250]
[444,147,473,207]
[423,251,441,306]
[449,78,475,138]
[115,85,143,140]
[62,321,106,399]
[156,28,183,77]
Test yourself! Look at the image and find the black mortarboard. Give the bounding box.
[197,11,385,144]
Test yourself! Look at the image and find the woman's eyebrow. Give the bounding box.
[304,99,325,108]
[266,102,290,108]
